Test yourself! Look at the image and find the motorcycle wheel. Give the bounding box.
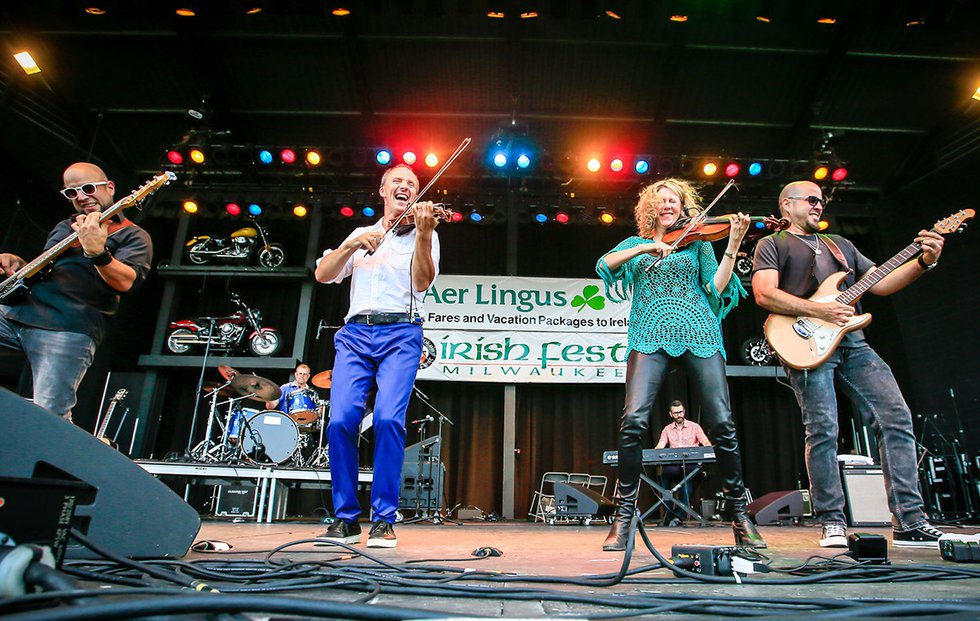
[167,328,194,354]
[249,329,281,356]
[186,243,210,265]
[734,255,754,278]
[741,337,774,366]
[258,246,286,269]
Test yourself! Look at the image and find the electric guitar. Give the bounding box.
[95,388,127,449]
[765,209,974,370]
[0,171,176,305]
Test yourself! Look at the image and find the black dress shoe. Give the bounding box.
[316,520,361,545]
[367,520,397,548]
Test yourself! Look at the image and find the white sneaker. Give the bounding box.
[820,522,848,548]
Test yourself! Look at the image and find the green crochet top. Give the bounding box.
[596,238,745,359]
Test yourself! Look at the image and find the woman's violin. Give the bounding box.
[662,214,790,249]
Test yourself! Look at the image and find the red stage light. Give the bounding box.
[610,159,624,172]
[340,205,355,218]
[832,167,848,181]
[225,202,241,216]
[725,162,740,177]
[555,212,570,224]
[402,151,417,165]
[451,211,464,223]
[167,150,183,165]
[281,149,296,164]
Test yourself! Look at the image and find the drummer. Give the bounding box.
[266,363,314,413]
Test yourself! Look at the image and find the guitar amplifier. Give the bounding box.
[841,466,891,527]
[214,484,258,518]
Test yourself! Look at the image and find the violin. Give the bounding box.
[392,203,455,236]
[662,214,790,249]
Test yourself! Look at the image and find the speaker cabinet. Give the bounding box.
[553,482,615,517]
[0,388,200,558]
[841,466,891,526]
[746,490,805,525]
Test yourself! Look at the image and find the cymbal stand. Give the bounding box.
[403,385,460,525]
[189,383,226,462]
[307,400,331,468]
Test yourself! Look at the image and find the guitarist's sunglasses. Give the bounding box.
[787,195,826,208]
[61,181,109,200]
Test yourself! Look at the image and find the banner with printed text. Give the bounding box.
[416,275,630,383]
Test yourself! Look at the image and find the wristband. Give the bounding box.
[916,255,936,271]
[723,251,736,259]
[85,249,113,267]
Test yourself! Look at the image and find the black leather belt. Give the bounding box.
[348,313,416,325]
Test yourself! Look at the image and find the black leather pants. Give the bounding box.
[613,350,746,506]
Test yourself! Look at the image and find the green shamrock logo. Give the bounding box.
[571,284,606,313]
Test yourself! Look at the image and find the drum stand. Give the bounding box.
[190,390,253,464]
[184,317,218,458]
[307,401,330,468]
[403,386,460,526]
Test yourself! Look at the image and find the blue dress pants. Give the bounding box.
[328,322,422,524]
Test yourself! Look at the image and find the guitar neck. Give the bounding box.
[16,202,127,280]
[97,401,118,438]
[836,238,924,305]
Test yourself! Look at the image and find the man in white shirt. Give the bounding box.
[313,164,440,548]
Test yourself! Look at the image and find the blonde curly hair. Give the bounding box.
[633,178,703,239]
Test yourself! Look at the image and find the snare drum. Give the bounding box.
[240,410,300,465]
[226,407,259,444]
[286,388,319,425]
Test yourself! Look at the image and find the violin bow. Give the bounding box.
[370,137,472,253]
[646,178,737,271]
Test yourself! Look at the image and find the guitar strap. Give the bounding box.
[819,235,852,273]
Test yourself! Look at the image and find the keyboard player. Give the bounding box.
[655,401,711,527]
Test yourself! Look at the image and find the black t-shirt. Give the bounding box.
[753,231,875,347]
[3,218,152,344]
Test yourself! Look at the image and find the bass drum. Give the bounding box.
[240,410,299,465]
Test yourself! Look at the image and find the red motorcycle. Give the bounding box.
[166,293,281,356]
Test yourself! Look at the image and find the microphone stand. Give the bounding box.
[185,317,217,458]
[402,385,460,526]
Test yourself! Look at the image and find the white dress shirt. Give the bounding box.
[318,219,440,322]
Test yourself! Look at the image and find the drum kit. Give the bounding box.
[189,365,335,467]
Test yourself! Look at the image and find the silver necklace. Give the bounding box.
[790,232,822,255]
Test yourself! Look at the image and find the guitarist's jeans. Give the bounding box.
[786,344,926,531]
[614,350,748,507]
[0,312,96,422]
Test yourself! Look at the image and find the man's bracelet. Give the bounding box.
[917,255,936,271]
[84,249,113,267]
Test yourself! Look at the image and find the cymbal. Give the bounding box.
[311,369,333,389]
[217,365,238,381]
[230,373,280,402]
[201,381,235,398]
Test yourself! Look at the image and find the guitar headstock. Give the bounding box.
[119,171,177,209]
[933,209,975,235]
[113,388,128,401]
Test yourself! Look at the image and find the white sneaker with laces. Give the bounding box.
[820,522,848,548]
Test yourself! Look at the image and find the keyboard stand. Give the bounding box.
[638,463,709,526]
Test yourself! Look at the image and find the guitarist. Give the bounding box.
[0,162,152,423]
[751,180,945,550]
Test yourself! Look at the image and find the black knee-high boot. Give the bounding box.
[603,486,638,552]
[725,494,766,548]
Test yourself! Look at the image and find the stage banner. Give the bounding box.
[417,275,630,383]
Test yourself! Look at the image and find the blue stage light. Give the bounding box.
[748,162,763,176]
[362,206,375,218]
[376,150,392,165]
[258,150,273,165]
[517,153,531,169]
[492,152,508,168]
[248,203,262,216]
[470,211,484,222]
[534,213,548,223]
[634,159,650,174]
[754,221,766,229]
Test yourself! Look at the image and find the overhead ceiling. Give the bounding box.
[2,0,979,216]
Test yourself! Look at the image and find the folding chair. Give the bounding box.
[528,472,569,522]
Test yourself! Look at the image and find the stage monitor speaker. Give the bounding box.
[0,388,200,559]
[747,490,804,525]
[399,461,445,510]
[553,482,615,517]
[841,466,891,526]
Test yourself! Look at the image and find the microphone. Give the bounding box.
[410,416,433,425]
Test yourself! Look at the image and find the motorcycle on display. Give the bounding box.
[166,292,282,356]
[185,217,286,269]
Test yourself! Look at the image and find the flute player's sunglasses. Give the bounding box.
[61,181,109,200]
